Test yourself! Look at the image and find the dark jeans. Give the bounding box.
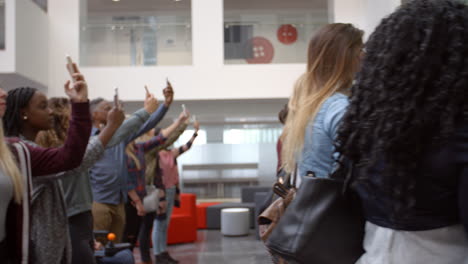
[123,202,155,262]
[138,212,156,262]
[69,211,97,264]
[96,249,134,264]
[123,202,141,249]
[0,238,11,263]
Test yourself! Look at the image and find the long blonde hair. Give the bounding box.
[125,142,142,170]
[282,23,363,173]
[0,121,23,203]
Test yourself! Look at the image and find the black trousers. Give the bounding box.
[0,238,11,263]
[69,211,97,264]
[123,202,141,250]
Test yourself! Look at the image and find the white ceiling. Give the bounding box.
[88,0,191,13]
[88,0,327,13]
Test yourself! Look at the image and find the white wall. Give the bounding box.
[47,0,81,96]
[0,0,16,73]
[334,0,401,39]
[46,0,401,100]
[15,0,49,86]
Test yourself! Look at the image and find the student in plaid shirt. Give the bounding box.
[124,110,189,264]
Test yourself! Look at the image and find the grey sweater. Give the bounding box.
[61,108,151,218]
[24,139,72,264]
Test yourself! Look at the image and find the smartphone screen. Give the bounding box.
[66,55,76,80]
[182,104,187,117]
[114,88,119,108]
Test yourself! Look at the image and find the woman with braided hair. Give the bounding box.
[334,0,468,263]
[0,62,92,263]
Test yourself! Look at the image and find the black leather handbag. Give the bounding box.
[265,168,365,264]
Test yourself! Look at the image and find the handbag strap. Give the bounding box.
[13,141,32,264]
[291,165,297,188]
[341,158,356,195]
[282,164,297,189]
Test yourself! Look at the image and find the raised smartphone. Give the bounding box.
[182,104,188,117]
[114,87,119,108]
[66,55,77,81]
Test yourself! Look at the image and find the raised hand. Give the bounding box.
[193,120,200,131]
[144,86,159,114]
[178,110,190,123]
[106,107,125,128]
[64,63,88,102]
[163,80,174,106]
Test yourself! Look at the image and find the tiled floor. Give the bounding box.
[134,230,272,264]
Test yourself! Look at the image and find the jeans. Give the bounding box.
[152,186,176,255]
[96,249,134,264]
[138,212,156,262]
[0,238,12,263]
[123,202,141,249]
[69,211,97,264]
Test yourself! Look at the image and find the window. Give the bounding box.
[223,127,282,144]
[32,0,47,12]
[224,0,330,64]
[174,129,207,146]
[80,0,192,66]
[0,1,4,50]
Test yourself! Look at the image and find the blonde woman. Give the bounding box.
[282,23,364,178]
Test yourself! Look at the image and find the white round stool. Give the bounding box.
[221,208,250,236]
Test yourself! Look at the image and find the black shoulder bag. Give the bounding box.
[265,165,365,264]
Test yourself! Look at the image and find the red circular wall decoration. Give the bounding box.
[245,37,274,64]
[277,24,298,45]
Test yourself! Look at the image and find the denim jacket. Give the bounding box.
[298,93,349,178]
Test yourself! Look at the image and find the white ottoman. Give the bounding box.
[221,208,250,236]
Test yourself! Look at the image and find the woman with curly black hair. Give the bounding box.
[334,0,468,263]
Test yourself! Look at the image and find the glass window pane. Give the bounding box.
[80,0,192,66]
[32,0,47,12]
[224,0,330,64]
[0,1,4,50]
[175,129,207,146]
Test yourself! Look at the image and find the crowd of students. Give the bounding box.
[0,58,198,263]
[1,0,468,263]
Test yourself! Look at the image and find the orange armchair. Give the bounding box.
[196,202,221,229]
[167,193,198,245]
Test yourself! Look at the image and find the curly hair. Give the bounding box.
[36,97,70,147]
[335,0,468,211]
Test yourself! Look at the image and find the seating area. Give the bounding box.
[167,193,198,245]
[167,186,272,246]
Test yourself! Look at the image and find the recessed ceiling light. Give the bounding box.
[112,0,120,2]
[174,0,182,2]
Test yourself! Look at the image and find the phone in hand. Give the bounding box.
[114,87,119,108]
[182,104,188,117]
[66,55,77,81]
